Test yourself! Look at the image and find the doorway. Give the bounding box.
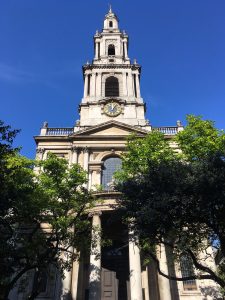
[101,213,130,300]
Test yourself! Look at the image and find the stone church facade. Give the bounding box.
[10,7,220,300]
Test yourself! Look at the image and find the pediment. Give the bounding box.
[72,120,148,137]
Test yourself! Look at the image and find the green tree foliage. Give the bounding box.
[176,115,225,160]
[116,115,225,290]
[0,121,94,299]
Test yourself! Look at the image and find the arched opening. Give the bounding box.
[109,21,113,28]
[180,254,197,290]
[108,44,115,56]
[105,76,119,97]
[102,157,122,190]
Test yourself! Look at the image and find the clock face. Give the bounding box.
[104,101,122,117]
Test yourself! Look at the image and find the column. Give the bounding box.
[84,74,88,98]
[123,72,128,96]
[91,73,96,97]
[83,147,89,172]
[36,148,45,160]
[128,73,134,97]
[96,73,101,97]
[61,249,72,299]
[70,146,78,166]
[157,244,172,300]
[136,73,141,98]
[129,229,143,300]
[124,40,128,58]
[95,42,99,59]
[88,171,92,190]
[71,250,80,300]
[89,212,102,300]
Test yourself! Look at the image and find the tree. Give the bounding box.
[0,121,94,300]
[115,115,225,291]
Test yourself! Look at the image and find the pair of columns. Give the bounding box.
[89,212,142,300]
[61,215,172,300]
[83,73,102,98]
[88,212,172,300]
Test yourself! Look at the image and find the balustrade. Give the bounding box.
[46,128,74,135]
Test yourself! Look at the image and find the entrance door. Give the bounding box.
[101,246,130,300]
[101,213,130,300]
[101,268,118,299]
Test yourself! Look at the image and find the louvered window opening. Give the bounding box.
[105,76,119,97]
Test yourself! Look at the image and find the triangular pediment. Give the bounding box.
[72,120,148,137]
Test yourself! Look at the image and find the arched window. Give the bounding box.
[102,157,122,190]
[108,44,115,56]
[180,254,197,290]
[105,76,119,97]
[109,21,113,28]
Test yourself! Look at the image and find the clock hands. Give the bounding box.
[104,101,121,116]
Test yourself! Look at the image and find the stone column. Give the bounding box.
[70,146,78,166]
[95,42,99,59]
[136,73,141,98]
[36,148,45,160]
[157,244,172,300]
[84,74,88,98]
[96,73,101,97]
[123,72,128,96]
[71,251,80,300]
[124,40,128,58]
[83,147,89,172]
[128,73,134,97]
[89,212,102,300]
[91,73,96,97]
[95,170,101,186]
[129,229,143,300]
[61,249,72,299]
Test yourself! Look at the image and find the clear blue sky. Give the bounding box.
[1,0,225,158]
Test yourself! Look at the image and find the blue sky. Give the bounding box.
[1,0,225,158]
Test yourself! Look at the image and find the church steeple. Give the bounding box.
[79,8,148,129]
[93,6,129,64]
[103,5,119,32]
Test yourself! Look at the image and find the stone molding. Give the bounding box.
[83,64,141,71]
[36,147,45,154]
[88,211,102,218]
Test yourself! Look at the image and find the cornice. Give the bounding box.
[83,64,141,71]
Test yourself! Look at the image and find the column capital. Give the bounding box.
[83,146,90,154]
[36,147,45,154]
[71,146,79,153]
[88,211,102,218]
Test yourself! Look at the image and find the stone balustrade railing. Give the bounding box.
[46,128,74,135]
[153,126,178,135]
[43,126,180,136]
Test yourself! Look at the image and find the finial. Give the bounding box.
[109,4,112,13]
[177,120,182,127]
[43,121,48,128]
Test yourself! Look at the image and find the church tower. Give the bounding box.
[80,6,148,128]
[9,6,219,300]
